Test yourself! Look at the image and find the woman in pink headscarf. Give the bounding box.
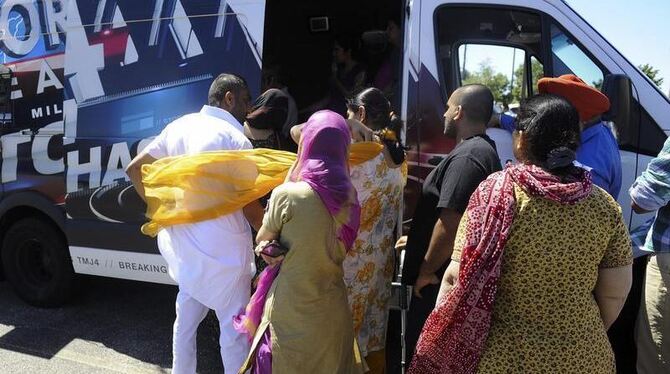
[238,110,365,374]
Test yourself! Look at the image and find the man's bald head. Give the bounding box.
[450,84,494,126]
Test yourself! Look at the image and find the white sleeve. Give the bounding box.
[231,131,252,151]
[142,129,169,159]
[239,137,252,150]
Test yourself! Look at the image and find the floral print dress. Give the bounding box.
[344,150,406,356]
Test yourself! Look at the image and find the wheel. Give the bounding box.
[1,217,75,307]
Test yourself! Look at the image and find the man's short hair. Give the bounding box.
[208,73,248,106]
[457,84,494,125]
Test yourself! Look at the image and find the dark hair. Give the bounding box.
[208,73,248,107]
[246,88,289,131]
[348,87,406,164]
[515,94,581,178]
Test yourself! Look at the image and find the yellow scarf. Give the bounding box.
[141,142,384,236]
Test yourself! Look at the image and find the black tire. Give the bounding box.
[1,218,75,307]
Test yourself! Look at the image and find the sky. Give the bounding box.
[567,0,670,96]
[461,0,670,97]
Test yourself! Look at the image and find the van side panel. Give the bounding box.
[60,0,265,283]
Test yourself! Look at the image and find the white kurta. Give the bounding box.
[143,105,255,311]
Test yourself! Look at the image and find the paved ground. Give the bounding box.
[0,276,223,373]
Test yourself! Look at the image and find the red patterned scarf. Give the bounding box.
[408,163,592,374]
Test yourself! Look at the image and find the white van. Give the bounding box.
[0,0,665,306]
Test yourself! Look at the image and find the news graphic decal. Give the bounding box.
[0,0,66,203]
[0,0,266,279]
[60,1,266,275]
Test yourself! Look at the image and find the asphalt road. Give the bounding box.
[0,276,224,373]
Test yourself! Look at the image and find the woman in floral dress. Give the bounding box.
[344,88,406,373]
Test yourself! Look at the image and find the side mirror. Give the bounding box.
[601,74,633,144]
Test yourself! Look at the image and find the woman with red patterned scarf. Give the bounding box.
[409,94,633,374]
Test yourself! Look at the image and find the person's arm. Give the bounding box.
[243,200,264,232]
[413,208,461,298]
[127,131,169,201]
[488,113,516,132]
[346,118,374,142]
[632,201,651,214]
[290,123,304,144]
[256,225,282,267]
[436,260,460,305]
[256,225,278,243]
[594,265,632,330]
[290,119,373,144]
[630,137,670,213]
[395,235,407,249]
[126,151,158,202]
[412,156,487,297]
[596,204,633,329]
[255,186,292,267]
[435,210,470,305]
[488,113,501,128]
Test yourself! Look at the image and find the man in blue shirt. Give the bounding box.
[538,74,621,198]
[493,74,622,198]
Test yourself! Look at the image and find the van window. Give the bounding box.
[458,43,527,109]
[550,23,605,88]
[434,6,543,102]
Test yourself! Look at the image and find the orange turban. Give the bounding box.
[537,74,610,122]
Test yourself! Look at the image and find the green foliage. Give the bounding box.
[639,63,664,87]
[463,58,546,106]
[462,59,511,105]
[511,58,544,102]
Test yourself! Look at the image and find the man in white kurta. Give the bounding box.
[127,74,263,373]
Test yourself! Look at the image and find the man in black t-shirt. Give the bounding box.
[400,84,502,362]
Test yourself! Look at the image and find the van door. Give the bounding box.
[401,0,424,222]
[62,0,266,284]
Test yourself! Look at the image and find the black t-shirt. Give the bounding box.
[401,134,502,285]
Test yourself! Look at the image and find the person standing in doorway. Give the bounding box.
[343,88,406,373]
[400,84,502,363]
[126,73,264,374]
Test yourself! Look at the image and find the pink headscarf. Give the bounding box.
[234,110,361,347]
[290,110,361,251]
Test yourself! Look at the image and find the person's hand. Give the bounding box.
[346,118,374,142]
[254,240,269,256]
[395,235,408,249]
[631,201,651,214]
[261,253,285,267]
[413,271,440,298]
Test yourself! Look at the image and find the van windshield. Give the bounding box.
[550,24,605,89]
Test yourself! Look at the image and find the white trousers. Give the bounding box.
[172,289,250,374]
